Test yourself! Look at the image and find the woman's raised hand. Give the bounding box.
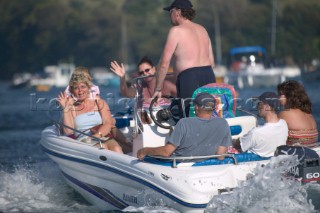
[57,92,74,112]
[110,61,126,78]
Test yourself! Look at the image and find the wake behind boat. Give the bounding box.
[40,81,320,212]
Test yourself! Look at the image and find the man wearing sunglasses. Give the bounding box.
[153,0,216,116]
[232,92,288,157]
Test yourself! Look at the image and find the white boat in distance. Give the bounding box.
[30,63,75,88]
[41,80,319,212]
[224,46,301,88]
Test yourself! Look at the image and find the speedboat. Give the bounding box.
[224,46,301,88]
[40,81,319,212]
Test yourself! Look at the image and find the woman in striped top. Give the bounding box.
[277,80,318,148]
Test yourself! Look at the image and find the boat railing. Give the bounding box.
[130,74,156,137]
[147,154,238,168]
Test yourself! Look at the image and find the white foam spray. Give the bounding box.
[206,155,317,213]
[0,161,98,213]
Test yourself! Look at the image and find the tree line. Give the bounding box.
[0,0,319,79]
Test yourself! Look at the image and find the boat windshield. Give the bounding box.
[229,46,266,71]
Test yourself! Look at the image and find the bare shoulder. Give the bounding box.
[96,99,110,110]
[278,110,291,119]
[168,25,181,34]
[279,110,297,121]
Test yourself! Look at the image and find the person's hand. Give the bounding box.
[152,91,162,104]
[137,148,147,160]
[57,92,74,112]
[80,136,92,144]
[110,61,125,78]
[152,91,162,99]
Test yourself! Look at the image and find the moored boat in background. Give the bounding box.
[225,46,301,88]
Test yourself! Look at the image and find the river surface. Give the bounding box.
[0,79,319,213]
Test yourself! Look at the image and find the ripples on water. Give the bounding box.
[0,82,319,212]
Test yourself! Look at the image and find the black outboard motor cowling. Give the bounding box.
[275,145,320,183]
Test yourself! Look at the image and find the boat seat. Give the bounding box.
[189,83,237,118]
[115,117,132,129]
[226,115,257,139]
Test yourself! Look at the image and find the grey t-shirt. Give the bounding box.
[168,117,232,156]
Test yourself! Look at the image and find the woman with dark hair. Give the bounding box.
[277,80,318,147]
[110,56,176,104]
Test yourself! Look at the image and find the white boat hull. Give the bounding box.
[41,125,269,212]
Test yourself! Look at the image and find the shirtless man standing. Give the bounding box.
[153,0,216,116]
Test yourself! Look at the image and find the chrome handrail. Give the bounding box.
[147,154,238,168]
[130,75,155,137]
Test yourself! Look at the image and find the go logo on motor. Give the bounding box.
[306,172,320,179]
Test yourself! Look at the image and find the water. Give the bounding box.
[0,80,319,213]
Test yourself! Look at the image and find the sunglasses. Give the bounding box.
[138,68,151,75]
[71,85,88,91]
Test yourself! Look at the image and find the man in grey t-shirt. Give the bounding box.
[137,92,232,160]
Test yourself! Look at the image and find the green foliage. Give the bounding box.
[0,0,319,79]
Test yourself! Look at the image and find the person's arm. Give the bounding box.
[57,92,75,135]
[208,37,215,69]
[137,143,177,160]
[232,138,243,152]
[153,27,179,98]
[216,146,228,160]
[237,129,255,153]
[93,99,114,139]
[110,61,135,97]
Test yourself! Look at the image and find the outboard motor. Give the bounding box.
[275,145,320,183]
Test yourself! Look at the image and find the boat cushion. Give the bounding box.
[144,152,269,167]
[230,125,242,136]
[115,117,132,129]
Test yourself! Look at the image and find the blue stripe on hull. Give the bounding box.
[62,171,128,209]
[43,146,207,209]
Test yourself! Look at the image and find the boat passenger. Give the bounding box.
[152,0,216,116]
[57,67,123,153]
[110,56,176,106]
[63,67,132,153]
[137,92,231,160]
[64,67,100,100]
[233,92,288,157]
[277,80,318,148]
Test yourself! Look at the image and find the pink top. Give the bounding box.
[65,85,100,99]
